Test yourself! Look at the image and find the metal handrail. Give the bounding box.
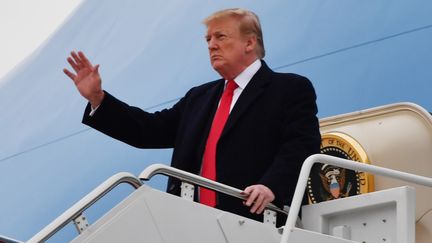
[0,235,24,243]
[28,172,142,243]
[280,154,432,243]
[139,163,288,215]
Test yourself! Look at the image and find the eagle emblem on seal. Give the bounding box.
[319,165,352,200]
[307,132,374,204]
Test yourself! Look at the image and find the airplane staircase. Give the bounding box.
[25,154,432,243]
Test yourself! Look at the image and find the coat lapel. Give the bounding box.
[197,80,225,119]
[220,61,273,138]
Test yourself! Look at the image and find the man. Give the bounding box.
[64,8,321,224]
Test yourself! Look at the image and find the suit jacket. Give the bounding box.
[82,61,321,222]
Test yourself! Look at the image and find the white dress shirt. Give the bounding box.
[224,58,261,112]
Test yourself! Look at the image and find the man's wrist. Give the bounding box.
[89,91,105,109]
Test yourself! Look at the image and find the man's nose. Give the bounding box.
[208,38,218,50]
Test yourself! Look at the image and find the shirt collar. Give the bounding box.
[226,59,261,89]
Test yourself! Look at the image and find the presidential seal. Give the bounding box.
[307,132,374,204]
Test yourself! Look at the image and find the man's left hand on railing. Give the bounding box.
[242,184,275,214]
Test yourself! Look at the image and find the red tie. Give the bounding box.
[200,79,238,207]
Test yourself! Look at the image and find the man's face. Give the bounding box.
[205,18,251,78]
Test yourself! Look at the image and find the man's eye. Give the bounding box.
[217,34,226,40]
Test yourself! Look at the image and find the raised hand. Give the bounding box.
[64,51,105,108]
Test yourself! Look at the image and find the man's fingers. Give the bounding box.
[69,50,95,72]
[256,198,270,214]
[63,68,76,82]
[250,194,264,214]
[245,188,258,207]
[243,184,275,214]
[243,186,252,196]
[79,51,93,69]
[67,57,80,73]
[71,51,84,69]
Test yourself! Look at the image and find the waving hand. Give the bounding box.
[64,51,105,108]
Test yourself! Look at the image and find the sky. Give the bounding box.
[0,0,83,82]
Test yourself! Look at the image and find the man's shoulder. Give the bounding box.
[260,61,313,87]
[269,71,314,90]
[185,78,223,96]
[194,78,222,89]
[271,71,310,83]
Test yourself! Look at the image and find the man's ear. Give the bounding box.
[245,36,257,53]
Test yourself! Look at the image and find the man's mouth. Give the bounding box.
[211,55,222,61]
